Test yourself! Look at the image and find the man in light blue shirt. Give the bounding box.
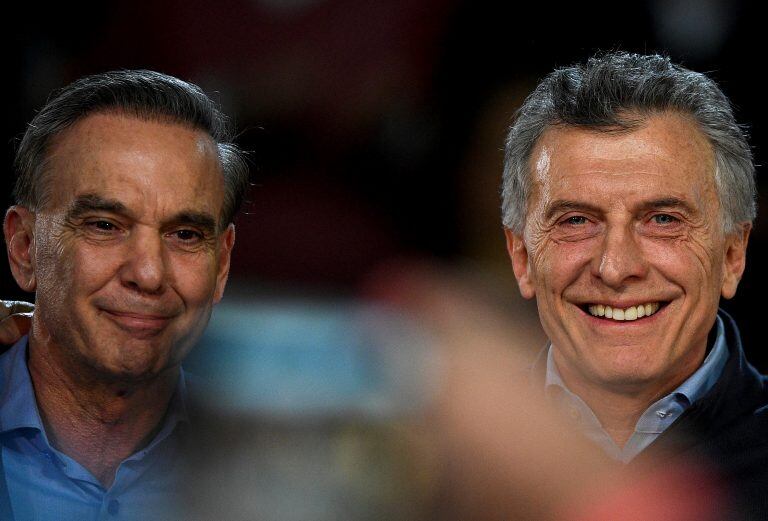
[0,70,247,519]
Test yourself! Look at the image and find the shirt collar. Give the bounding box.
[673,314,728,405]
[0,336,44,433]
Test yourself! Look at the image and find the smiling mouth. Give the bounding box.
[103,310,174,331]
[581,302,667,322]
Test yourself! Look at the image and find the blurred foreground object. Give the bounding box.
[181,297,436,520]
[178,265,727,520]
[366,264,728,521]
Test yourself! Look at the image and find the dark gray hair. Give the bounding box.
[502,52,755,234]
[13,69,249,226]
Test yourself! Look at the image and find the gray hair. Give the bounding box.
[13,69,249,227]
[501,52,755,235]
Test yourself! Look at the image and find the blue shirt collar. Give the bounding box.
[673,315,728,405]
[0,336,45,433]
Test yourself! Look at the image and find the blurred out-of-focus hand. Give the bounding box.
[364,260,726,521]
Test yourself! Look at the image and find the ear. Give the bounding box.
[504,228,535,299]
[4,206,37,292]
[721,223,751,300]
[213,223,235,304]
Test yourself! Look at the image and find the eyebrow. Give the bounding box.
[636,197,697,215]
[544,200,603,221]
[169,211,218,234]
[67,194,129,219]
[67,193,219,233]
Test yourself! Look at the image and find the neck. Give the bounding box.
[568,385,652,448]
[551,352,704,449]
[26,332,179,488]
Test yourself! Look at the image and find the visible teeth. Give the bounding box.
[587,302,662,322]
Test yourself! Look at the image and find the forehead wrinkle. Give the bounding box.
[45,114,227,231]
[533,150,712,206]
[536,115,714,175]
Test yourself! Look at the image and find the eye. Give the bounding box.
[553,212,601,241]
[563,215,588,225]
[651,214,679,225]
[171,229,204,242]
[87,220,118,232]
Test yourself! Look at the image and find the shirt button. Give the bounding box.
[107,499,120,516]
[569,408,581,421]
[656,411,669,418]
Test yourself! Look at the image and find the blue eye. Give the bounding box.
[565,216,588,225]
[652,214,678,225]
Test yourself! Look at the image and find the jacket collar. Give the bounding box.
[640,309,768,461]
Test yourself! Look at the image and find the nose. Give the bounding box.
[593,223,649,289]
[120,230,168,294]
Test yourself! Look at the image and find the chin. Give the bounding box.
[90,354,171,382]
[591,361,665,388]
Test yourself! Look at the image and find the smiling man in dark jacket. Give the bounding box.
[502,52,768,518]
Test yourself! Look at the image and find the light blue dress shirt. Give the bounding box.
[0,337,189,520]
[545,315,729,462]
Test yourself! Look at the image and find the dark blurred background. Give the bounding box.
[4,0,768,368]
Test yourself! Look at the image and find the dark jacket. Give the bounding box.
[532,310,768,520]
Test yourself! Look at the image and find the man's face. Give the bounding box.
[505,112,749,396]
[23,112,234,380]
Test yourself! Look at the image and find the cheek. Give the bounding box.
[643,238,723,295]
[34,228,76,299]
[530,239,595,294]
[38,236,124,305]
[169,253,220,304]
[71,249,121,290]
